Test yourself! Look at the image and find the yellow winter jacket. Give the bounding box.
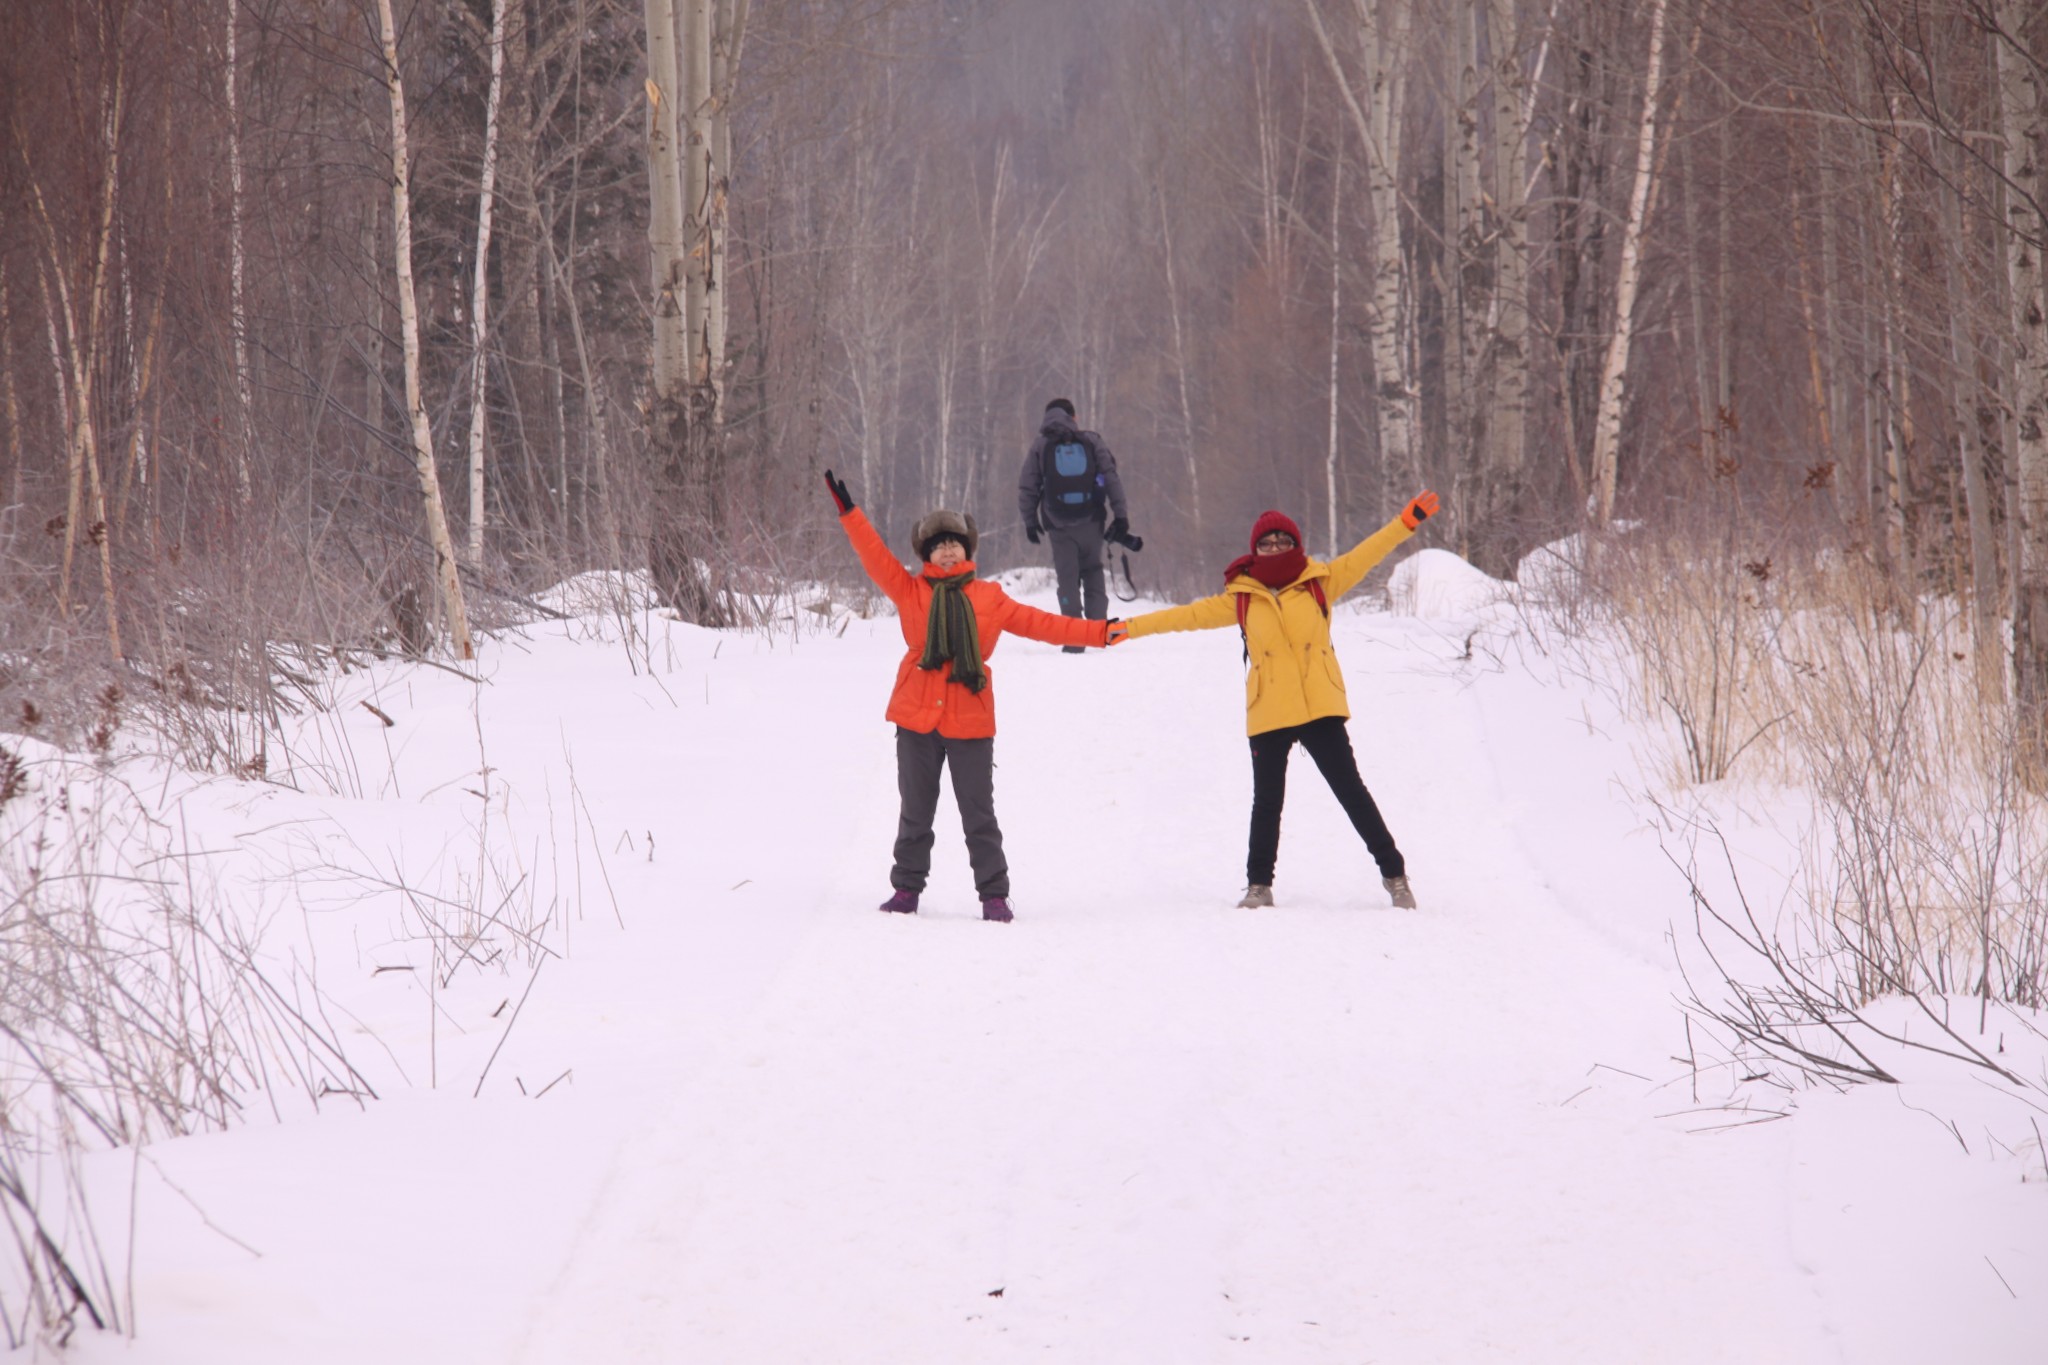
[1126,516,1414,736]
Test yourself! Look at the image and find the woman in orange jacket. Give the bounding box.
[1122,492,1439,909]
[825,470,1123,922]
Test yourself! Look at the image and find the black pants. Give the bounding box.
[1247,716,1404,885]
[891,726,1009,898]
[1047,518,1107,621]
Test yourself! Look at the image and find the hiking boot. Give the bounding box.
[878,889,919,914]
[1236,884,1274,909]
[980,896,1014,922]
[1383,875,1417,910]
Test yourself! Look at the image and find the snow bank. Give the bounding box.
[1384,545,1508,618]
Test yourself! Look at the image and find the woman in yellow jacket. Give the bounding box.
[1123,492,1439,909]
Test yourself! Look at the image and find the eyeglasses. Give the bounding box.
[1256,533,1297,552]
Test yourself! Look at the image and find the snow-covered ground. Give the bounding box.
[16,552,2043,1363]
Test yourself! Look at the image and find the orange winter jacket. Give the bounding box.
[1125,515,1414,736]
[839,507,1106,738]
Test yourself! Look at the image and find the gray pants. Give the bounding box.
[1047,518,1108,621]
[891,726,1008,898]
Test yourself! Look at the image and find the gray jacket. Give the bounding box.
[1018,408,1128,530]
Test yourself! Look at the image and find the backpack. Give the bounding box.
[1042,434,1104,511]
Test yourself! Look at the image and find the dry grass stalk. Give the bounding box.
[1542,520,2048,1085]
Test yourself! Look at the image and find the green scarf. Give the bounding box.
[918,570,986,694]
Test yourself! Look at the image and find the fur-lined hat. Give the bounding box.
[910,509,979,562]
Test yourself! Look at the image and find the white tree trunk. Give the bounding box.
[465,0,508,564]
[36,267,71,552]
[1158,184,1204,537]
[1304,0,1415,494]
[1994,0,2048,765]
[1444,0,1483,482]
[644,0,689,404]
[376,0,474,661]
[224,0,254,504]
[1326,129,1344,559]
[707,0,749,398]
[0,263,21,510]
[36,251,87,613]
[934,325,957,505]
[966,142,1057,513]
[1484,0,1529,536]
[1877,118,1912,576]
[681,0,713,393]
[27,50,126,661]
[1589,0,1669,526]
[1943,167,2003,703]
[363,195,386,467]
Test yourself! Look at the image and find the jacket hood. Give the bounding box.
[1038,407,1080,441]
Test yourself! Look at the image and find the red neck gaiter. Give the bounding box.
[1224,510,1308,589]
[1227,547,1308,590]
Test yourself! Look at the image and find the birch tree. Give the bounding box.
[375,0,474,660]
[681,0,714,393]
[224,0,254,504]
[21,16,128,663]
[464,0,508,564]
[706,0,749,398]
[1325,126,1344,558]
[1478,0,1533,573]
[1941,151,2003,703]
[1304,0,1417,499]
[962,141,1060,514]
[644,0,706,616]
[1588,0,1670,526]
[0,262,20,511]
[1992,0,2048,769]
[1158,179,1206,539]
[646,0,690,406]
[1444,0,1485,511]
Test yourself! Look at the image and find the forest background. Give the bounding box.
[3,0,2044,744]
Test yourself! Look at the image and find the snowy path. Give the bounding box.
[509,608,1830,1363]
[68,585,2042,1364]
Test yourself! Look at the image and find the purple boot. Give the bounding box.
[980,896,1014,923]
[878,889,919,914]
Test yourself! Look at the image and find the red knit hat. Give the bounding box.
[1248,510,1302,551]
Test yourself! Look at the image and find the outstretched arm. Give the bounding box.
[1124,592,1238,639]
[825,470,918,610]
[992,595,1111,649]
[1324,491,1439,599]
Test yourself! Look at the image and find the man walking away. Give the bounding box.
[1017,398,1138,651]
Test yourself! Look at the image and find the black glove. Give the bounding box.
[824,469,855,514]
[1024,513,1042,545]
[1119,531,1144,552]
[1105,517,1128,543]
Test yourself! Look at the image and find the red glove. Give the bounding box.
[1401,490,1440,530]
[1105,619,1130,646]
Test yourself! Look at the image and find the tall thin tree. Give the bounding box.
[1992,0,2048,769]
[375,0,474,660]
[465,0,508,565]
[1589,0,1671,526]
